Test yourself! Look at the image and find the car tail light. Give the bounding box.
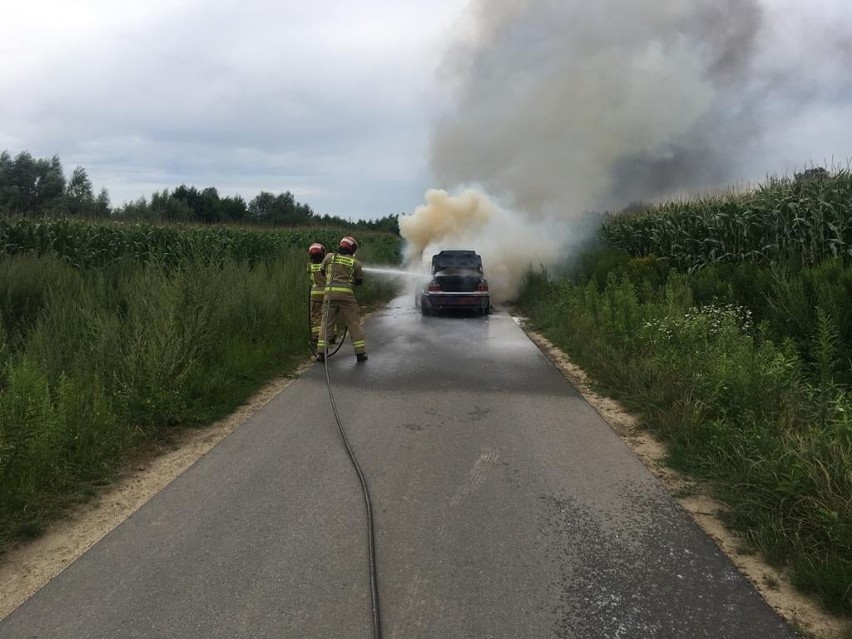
[428,282,441,292]
[476,281,489,292]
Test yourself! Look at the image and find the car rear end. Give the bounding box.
[421,251,491,315]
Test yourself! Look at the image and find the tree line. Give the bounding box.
[0,151,110,218]
[0,150,400,234]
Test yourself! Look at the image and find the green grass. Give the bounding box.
[517,267,852,617]
[0,225,399,553]
[586,163,852,633]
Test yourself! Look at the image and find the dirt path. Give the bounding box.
[1,332,848,638]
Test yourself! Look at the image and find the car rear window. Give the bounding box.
[432,251,482,271]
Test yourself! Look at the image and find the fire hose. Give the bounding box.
[317,295,383,639]
[308,290,347,358]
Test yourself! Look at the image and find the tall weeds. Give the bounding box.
[526,168,852,616]
[518,267,852,616]
[0,246,398,549]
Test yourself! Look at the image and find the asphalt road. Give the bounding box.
[1,296,796,638]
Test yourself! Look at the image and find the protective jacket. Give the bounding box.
[308,262,327,300]
[321,253,364,301]
[318,252,366,356]
[307,261,327,343]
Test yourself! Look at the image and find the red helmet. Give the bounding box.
[308,242,326,257]
[339,236,358,254]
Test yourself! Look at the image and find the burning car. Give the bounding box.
[417,249,490,316]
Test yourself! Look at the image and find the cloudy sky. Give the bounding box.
[2,0,852,220]
[1,0,465,218]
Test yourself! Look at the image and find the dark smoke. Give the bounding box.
[431,0,852,217]
[684,0,763,83]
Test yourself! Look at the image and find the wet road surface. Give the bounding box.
[0,297,796,638]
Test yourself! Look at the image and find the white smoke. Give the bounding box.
[401,0,852,301]
[432,0,768,215]
[398,188,562,302]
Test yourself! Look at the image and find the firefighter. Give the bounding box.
[307,242,329,352]
[308,243,344,352]
[316,236,367,362]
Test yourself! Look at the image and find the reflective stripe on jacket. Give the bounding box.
[308,263,326,298]
[321,253,364,300]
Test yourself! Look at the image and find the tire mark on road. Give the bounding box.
[449,447,499,507]
[390,571,427,638]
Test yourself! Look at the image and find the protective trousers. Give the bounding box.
[318,297,366,355]
[310,299,323,342]
[310,300,340,343]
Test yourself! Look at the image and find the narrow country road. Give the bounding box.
[0,296,795,638]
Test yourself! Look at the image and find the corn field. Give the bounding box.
[602,169,852,270]
[0,218,401,268]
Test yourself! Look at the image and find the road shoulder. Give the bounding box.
[516,316,849,639]
[0,366,310,620]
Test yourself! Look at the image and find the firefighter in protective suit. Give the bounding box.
[307,242,338,352]
[316,236,367,362]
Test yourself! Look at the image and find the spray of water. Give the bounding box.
[362,266,427,279]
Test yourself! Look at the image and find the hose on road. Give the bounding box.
[319,298,383,639]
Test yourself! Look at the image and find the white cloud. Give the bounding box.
[0,0,464,216]
[4,0,851,219]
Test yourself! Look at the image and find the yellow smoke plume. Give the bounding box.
[399,187,563,303]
